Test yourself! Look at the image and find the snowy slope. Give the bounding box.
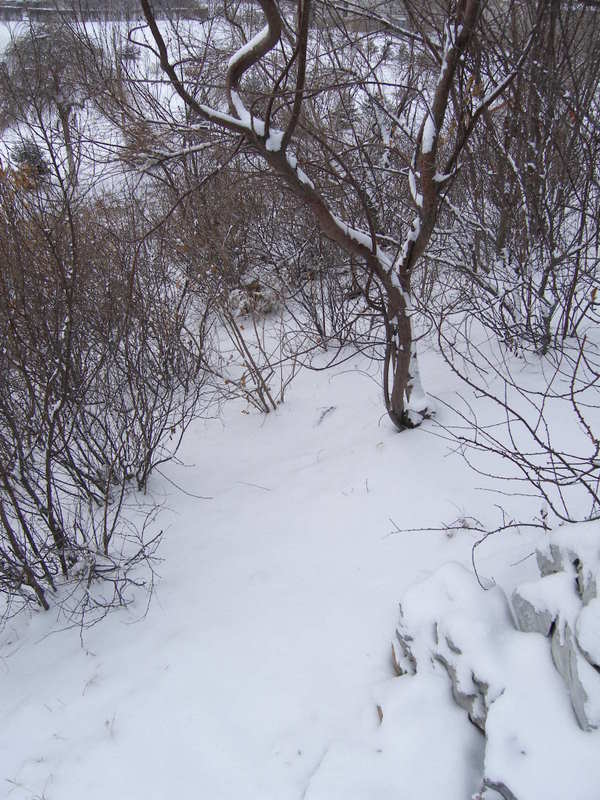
[0,347,554,800]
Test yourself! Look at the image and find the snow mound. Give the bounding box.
[390,555,600,800]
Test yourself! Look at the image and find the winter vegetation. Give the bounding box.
[0,1,599,798]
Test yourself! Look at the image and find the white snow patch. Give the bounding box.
[227,25,270,70]
[408,167,423,208]
[2,351,501,800]
[265,129,283,152]
[331,215,374,251]
[1,335,598,800]
[421,112,436,154]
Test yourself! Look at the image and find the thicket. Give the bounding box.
[0,163,210,617]
[1,0,599,616]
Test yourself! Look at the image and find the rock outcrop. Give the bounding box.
[390,523,600,800]
[512,527,600,731]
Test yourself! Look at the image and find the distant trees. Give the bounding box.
[0,21,100,184]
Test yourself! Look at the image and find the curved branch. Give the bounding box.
[140,0,247,136]
[225,0,282,122]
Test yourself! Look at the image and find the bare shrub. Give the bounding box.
[424,0,600,356]
[0,166,208,615]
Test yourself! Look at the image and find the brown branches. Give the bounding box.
[281,0,311,152]
[0,169,209,614]
[225,0,283,121]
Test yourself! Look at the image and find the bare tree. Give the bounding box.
[392,1,600,523]
[0,20,102,185]
[109,0,541,429]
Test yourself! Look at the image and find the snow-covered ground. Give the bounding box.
[4,343,587,800]
[1,7,599,797]
[0,21,15,52]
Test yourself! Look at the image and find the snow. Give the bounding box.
[408,166,423,208]
[228,88,255,127]
[1,347,555,800]
[541,523,600,572]
[395,216,421,270]
[303,673,483,800]
[515,571,581,627]
[295,164,314,188]
[0,23,12,53]
[482,629,600,800]
[407,341,430,420]
[331,215,375,251]
[227,25,270,71]
[1,336,599,799]
[327,224,392,274]
[421,112,436,154]
[265,129,283,152]
[329,214,396,273]
[390,562,600,799]
[1,12,600,800]
[227,25,272,131]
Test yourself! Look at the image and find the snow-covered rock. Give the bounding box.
[389,544,600,800]
[536,524,599,604]
[550,618,600,730]
[511,574,565,636]
[393,564,507,734]
[577,597,600,667]
[512,522,600,731]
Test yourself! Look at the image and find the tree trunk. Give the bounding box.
[384,289,429,431]
[58,104,76,187]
